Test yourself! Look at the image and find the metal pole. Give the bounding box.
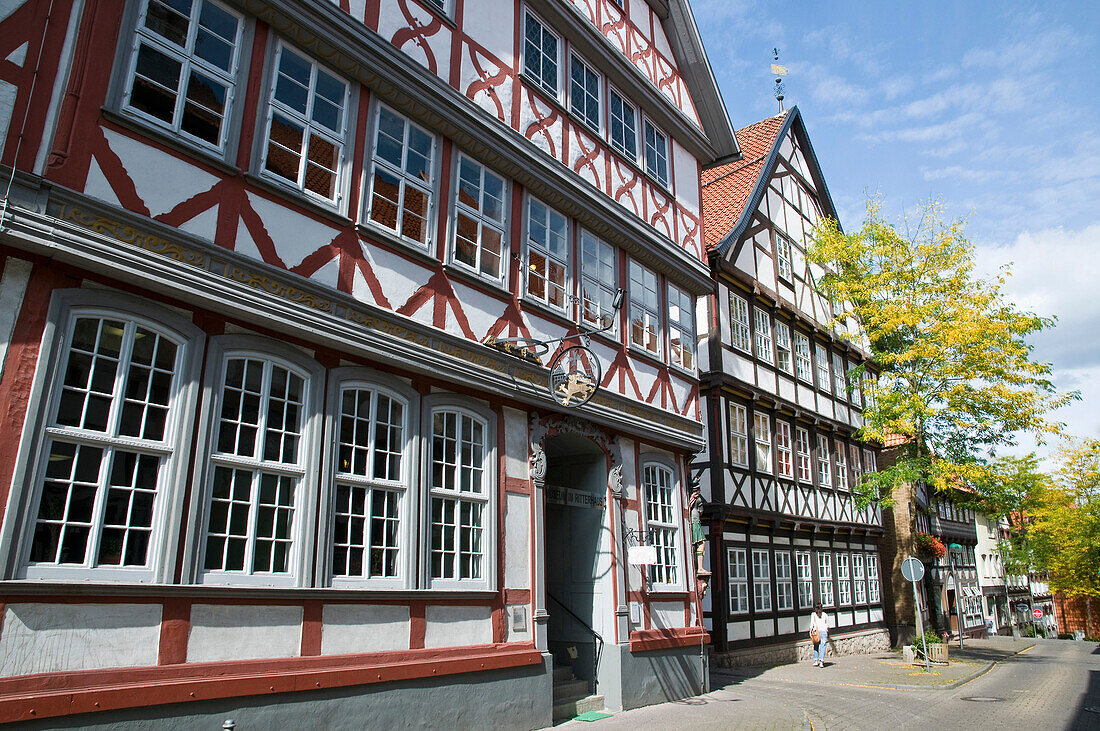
[913,577,928,671]
[951,553,963,650]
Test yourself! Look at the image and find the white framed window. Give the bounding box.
[14,292,204,583]
[580,230,618,331]
[835,439,848,491]
[753,307,773,364]
[863,449,877,474]
[867,553,880,602]
[775,551,793,611]
[325,370,417,588]
[754,412,772,473]
[522,8,559,97]
[452,155,507,282]
[850,361,863,407]
[569,53,600,132]
[850,444,862,487]
[794,332,812,382]
[815,343,830,391]
[818,551,834,607]
[775,233,793,282]
[753,549,772,612]
[796,550,813,609]
[629,260,660,355]
[608,87,637,159]
[832,353,846,400]
[729,292,750,352]
[729,402,748,467]
[365,104,435,246]
[668,283,695,370]
[776,421,793,478]
[262,42,349,203]
[643,118,669,188]
[425,396,495,589]
[853,553,867,604]
[795,426,812,482]
[644,461,681,589]
[817,434,831,487]
[525,197,569,310]
[123,0,243,152]
[728,547,748,614]
[836,552,851,605]
[775,320,792,374]
[198,338,324,586]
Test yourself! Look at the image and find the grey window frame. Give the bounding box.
[188,335,325,588]
[569,52,601,133]
[522,7,560,98]
[320,368,419,589]
[0,290,204,584]
[363,102,438,248]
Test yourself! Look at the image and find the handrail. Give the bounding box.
[548,592,603,695]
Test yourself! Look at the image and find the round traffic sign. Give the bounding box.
[1033,608,1043,619]
[901,556,925,582]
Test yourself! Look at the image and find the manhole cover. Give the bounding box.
[961,697,1004,702]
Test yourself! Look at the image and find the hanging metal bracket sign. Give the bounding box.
[489,288,625,408]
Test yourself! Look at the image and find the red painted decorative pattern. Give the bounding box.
[463,40,512,123]
[390,0,444,76]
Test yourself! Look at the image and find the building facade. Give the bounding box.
[880,470,984,644]
[0,0,738,726]
[696,108,889,666]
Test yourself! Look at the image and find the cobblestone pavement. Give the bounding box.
[556,638,1100,730]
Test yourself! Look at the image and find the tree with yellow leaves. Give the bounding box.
[808,200,1077,506]
[1028,439,1100,613]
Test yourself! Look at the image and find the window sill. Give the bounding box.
[518,291,574,329]
[243,172,353,229]
[357,221,439,267]
[0,580,499,601]
[441,261,511,299]
[627,342,664,370]
[101,108,240,178]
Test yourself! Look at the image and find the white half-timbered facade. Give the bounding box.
[697,108,888,661]
[0,0,738,725]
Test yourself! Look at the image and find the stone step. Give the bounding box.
[552,694,605,722]
[552,665,574,683]
[553,678,590,700]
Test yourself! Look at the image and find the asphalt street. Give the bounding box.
[558,638,1100,730]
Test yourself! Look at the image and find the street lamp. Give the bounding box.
[948,543,964,650]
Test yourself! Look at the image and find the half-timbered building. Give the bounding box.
[0,0,738,725]
[696,107,889,665]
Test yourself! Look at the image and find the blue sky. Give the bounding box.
[693,0,1100,460]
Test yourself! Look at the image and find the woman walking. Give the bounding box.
[810,603,829,667]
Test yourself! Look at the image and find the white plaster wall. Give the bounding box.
[855,609,870,624]
[505,492,531,589]
[727,621,751,641]
[102,127,219,218]
[502,406,529,480]
[359,239,432,312]
[188,604,302,662]
[320,604,409,655]
[378,0,451,79]
[247,192,341,269]
[838,611,854,626]
[448,279,501,342]
[0,603,161,677]
[424,605,493,648]
[0,79,17,158]
[870,608,884,622]
[754,620,773,637]
[650,601,684,630]
[461,0,514,66]
[0,256,32,381]
[671,140,698,215]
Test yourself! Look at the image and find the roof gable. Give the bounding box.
[702,106,840,258]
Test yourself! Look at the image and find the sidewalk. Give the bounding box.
[554,637,1036,729]
[710,636,1035,690]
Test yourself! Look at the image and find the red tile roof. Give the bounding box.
[882,433,911,448]
[702,110,790,250]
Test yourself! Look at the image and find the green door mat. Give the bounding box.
[573,711,612,722]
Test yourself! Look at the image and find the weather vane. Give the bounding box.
[772,48,788,113]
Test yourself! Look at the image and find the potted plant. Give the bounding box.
[913,532,946,561]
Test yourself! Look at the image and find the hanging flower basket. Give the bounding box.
[914,532,946,560]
